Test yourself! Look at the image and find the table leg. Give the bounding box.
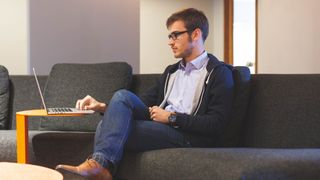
[16,114,28,164]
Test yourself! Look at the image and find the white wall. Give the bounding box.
[30,0,140,75]
[140,0,224,74]
[3,0,320,75]
[212,0,225,62]
[258,0,320,73]
[1,0,224,75]
[0,0,28,75]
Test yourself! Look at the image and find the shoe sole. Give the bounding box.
[56,168,87,180]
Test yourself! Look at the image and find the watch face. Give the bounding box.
[169,113,178,128]
[169,113,177,122]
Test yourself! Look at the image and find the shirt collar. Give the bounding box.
[179,51,208,70]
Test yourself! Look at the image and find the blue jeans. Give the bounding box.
[92,90,191,169]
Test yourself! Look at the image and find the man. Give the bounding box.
[56,8,234,180]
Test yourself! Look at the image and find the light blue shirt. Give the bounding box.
[165,51,209,114]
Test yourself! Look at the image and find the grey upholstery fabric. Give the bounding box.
[40,62,132,131]
[0,65,9,129]
[217,66,251,147]
[0,130,39,163]
[31,131,94,168]
[0,130,17,162]
[0,130,94,173]
[130,74,161,97]
[9,76,47,130]
[117,148,320,180]
[243,74,320,148]
[3,62,320,179]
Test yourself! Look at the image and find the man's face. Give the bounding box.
[168,21,194,59]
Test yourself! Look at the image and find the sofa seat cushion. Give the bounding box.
[0,65,9,129]
[117,148,320,180]
[0,130,42,163]
[40,62,132,131]
[31,131,94,168]
[0,130,94,168]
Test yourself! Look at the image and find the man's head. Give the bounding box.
[166,8,209,61]
[166,8,209,43]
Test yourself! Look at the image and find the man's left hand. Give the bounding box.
[149,106,171,124]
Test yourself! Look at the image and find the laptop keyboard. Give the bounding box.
[50,108,73,113]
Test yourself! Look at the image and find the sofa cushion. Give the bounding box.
[31,131,94,168]
[130,74,161,97]
[39,62,132,131]
[0,65,9,129]
[9,76,47,130]
[243,74,320,148]
[216,66,251,147]
[116,148,320,180]
[0,130,39,163]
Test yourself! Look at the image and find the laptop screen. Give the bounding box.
[32,68,47,111]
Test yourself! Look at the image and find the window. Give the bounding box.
[233,0,256,73]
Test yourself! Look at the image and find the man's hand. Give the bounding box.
[76,95,106,113]
[149,106,171,124]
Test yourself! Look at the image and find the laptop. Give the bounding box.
[33,68,94,115]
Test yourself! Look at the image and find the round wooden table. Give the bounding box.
[0,162,63,180]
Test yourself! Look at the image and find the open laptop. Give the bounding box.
[33,68,94,115]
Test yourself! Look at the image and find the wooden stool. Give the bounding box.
[0,162,63,180]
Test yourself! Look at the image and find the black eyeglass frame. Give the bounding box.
[168,29,195,40]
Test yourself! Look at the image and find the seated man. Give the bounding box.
[56,8,234,180]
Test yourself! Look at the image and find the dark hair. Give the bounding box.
[166,8,209,42]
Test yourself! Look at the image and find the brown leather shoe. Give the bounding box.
[55,159,112,180]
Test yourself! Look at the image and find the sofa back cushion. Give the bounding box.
[130,74,161,97]
[9,76,47,130]
[243,74,320,148]
[0,65,9,129]
[216,66,251,147]
[39,62,132,131]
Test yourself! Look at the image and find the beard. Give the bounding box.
[174,43,194,59]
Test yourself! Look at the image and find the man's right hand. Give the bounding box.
[76,95,107,113]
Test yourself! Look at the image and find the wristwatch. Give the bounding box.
[168,112,178,127]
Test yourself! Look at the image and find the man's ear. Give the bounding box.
[192,28,202,41]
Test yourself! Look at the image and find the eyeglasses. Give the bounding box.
[168,29,194,40]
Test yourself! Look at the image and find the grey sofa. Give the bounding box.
[1,63,320,180]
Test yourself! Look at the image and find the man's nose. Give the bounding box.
[168,38,174,46]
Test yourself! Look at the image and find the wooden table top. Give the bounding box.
[16,109,85,116]
[0,162,63,180]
